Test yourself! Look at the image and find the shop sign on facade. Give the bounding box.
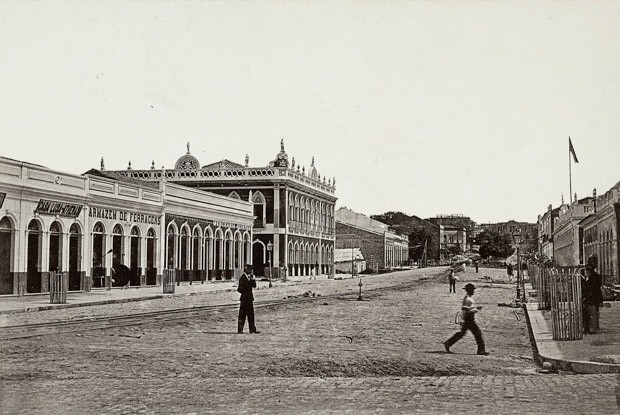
[165,213,250,231]
[35,199,83,217]
[89,206,161,225]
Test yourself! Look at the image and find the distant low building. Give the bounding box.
[480,220,537,245]
[334,248,366,275]
[428,214,476,252]
[438,225,467,260]
[336,207,409,270]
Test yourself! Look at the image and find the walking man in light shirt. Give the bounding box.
[444,283,489,355]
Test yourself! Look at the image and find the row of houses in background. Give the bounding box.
[537,182,620,286]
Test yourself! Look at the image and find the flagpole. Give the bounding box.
[569,137,572,205]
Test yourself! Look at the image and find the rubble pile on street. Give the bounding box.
[283,290,321,300]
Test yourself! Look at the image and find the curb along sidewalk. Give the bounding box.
[523,282,620,374]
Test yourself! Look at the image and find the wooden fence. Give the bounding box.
[527,262,551,310]
[49,271,68,304]
[527,262,584,341]
[549,272,583,341]
[163,269,176,294]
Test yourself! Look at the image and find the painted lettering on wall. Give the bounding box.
[89,206,161,225]
[35,199,83,217]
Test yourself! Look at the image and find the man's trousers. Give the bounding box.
[238,300,257,333]
[445,315,486,353]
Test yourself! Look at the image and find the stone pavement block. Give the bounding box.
[1,376,619,415]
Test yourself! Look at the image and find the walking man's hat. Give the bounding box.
[464,283,476,291]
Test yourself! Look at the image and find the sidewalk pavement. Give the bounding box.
[523,282,620,374]
[0,274,334,315]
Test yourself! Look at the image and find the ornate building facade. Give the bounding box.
[0,156,253,296]
[107,141,337,277]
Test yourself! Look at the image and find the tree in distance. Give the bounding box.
[475,230,512,259]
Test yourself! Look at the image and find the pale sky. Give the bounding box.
[1,1,619,224]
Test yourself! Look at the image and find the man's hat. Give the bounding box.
[463,283,476,291]
[244,264,254,270]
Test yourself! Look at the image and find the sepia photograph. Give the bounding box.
[1,1,619,414]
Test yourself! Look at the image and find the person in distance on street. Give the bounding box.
[443,283,489,355]
[237,264,260,334]
[448,269,457,293]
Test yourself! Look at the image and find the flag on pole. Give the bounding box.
[569,137,579,163]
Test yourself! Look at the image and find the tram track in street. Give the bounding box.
[0,297,322,341]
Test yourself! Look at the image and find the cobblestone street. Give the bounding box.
[1,267,619,414]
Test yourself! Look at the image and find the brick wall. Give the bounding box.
[336,222,387,269]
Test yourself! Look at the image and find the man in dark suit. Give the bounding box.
[583,264,603,334]
[237,264,259,334]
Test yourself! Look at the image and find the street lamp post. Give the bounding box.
[267,241,273,288]
[514,232,522,301]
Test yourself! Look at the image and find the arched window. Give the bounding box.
[0,216,12,229]
[252,191,266,227]
[0,217,15,294]
[128,226,141,286]
[67,223,82,290]
[49,221,63,272]
[50,221,61,233]
[28,220,41,231]
[112,224,123,268]
[26,220,43,293]
[166,225,177,269]
[92,222,105,273]
[180,226,189,272]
